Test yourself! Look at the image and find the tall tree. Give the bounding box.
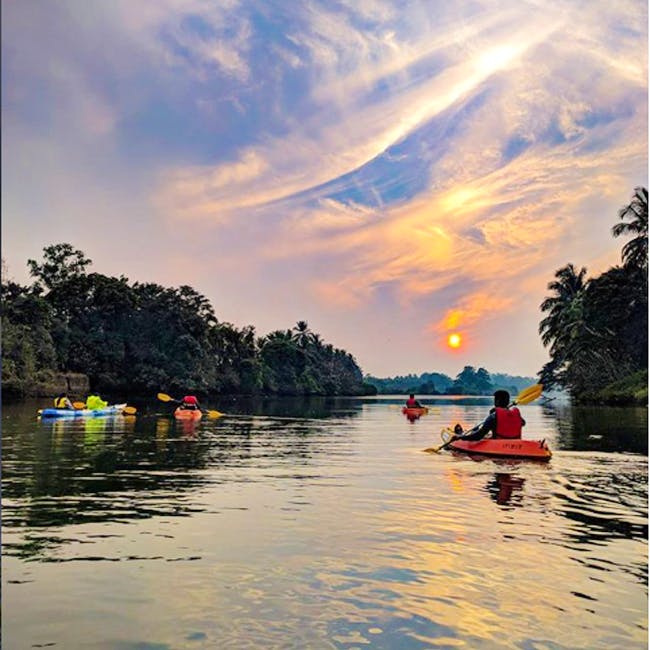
[27,243,92,290]
[539,264,588,352]
[612,187,648,270]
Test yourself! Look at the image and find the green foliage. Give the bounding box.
[447,366,493,394]
[27,243,92,290]
[538,188,648,403]
[365,372,453,394]
[3,245,366,397]
[365,369,534,395]
[576,370,648,406]
[1,281,57,397]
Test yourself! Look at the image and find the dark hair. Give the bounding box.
[57,392,67,398]
[494,390,510,407]
[409,394,414,398]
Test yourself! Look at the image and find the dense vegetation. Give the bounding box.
[1,245,369,398]
[538,187,648,404]
[365,367,535,396]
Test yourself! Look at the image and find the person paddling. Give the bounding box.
[405,394,423,408]
[454,389,526,440]
[178,395,201,411]
[54,393,74,409]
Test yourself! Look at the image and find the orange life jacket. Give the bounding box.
[494,407,523,439]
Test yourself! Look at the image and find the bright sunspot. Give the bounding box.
[448,333,462,349]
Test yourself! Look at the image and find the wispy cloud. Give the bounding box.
[3,0,646,375]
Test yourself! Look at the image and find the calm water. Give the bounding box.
[2,396,647,649]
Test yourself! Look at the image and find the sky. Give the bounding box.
[2,0,647,378]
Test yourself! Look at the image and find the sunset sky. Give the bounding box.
[2,0,647,378]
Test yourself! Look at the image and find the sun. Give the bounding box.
[447,333,462,349]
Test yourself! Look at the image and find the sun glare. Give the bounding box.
[448,333,462,349]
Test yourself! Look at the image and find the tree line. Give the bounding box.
[2,244,370,398]
[365,367,535,396]
[538,187,648,404]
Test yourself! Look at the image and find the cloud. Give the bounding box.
[3,0,646,375]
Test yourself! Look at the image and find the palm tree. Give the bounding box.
[539,263,589,353]
[292,320,312,348]
[612,187,648,269]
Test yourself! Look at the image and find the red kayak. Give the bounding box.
[449,438,552,461]
[402,406,429,417]
[174,408,203,421]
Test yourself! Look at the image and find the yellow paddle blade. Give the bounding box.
[514,383,541,402]
[423,428,455,453]
[73,401,86,409]
[206,409,223,419]
[157,393,175,402]
[515,384,544,405]
[122,406,137,415]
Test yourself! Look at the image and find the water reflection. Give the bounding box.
[487,473,526,506]
[2,398,647,650]
[546,403,648,454]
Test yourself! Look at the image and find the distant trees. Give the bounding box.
[448,366,493,395]
[365,372,452,395]
[2,245,367,398]
[538,187,648,402]
[364,369,533,396]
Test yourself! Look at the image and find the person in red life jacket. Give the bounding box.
[454,389,526,440]
[179,395,201,411]
[405,394,423,408]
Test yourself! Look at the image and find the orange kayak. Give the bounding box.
[402,406,429,417]
[449,438,552,461]
[174,408,203,421]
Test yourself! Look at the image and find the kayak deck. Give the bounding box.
[174,408,203,421]
[402,406,429,417]
[449,438,552,461]
[39,404,127,418]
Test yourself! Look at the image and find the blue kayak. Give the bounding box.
[39,404,127,418]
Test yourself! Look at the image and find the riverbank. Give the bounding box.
[575,370,648,406]
[1,371,90,400]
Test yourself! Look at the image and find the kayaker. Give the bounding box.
[86,395,108,410]
[178,395,201,411]
[454,389,526,440]
[405,394,423,408]
[54,393,74,409]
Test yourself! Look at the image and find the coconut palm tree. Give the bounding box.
[539,263,589,354]
[612,187,648,269]
[292,320,312,348]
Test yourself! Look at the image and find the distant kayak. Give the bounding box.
[39,404,127,418]
[449,437,552,461]
[402,406,429,417]
[174,408,203,421]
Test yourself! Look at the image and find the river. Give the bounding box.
[2,396,647,649]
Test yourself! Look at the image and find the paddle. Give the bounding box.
[71,401,137,414]
[157,392,223,419]
[40,403,137,415]
[424,383,544,453]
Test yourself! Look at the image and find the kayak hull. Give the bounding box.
[174,408,203,421]
[449,438,552,461]
[39,404,127,418]
[402,406,429,417]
